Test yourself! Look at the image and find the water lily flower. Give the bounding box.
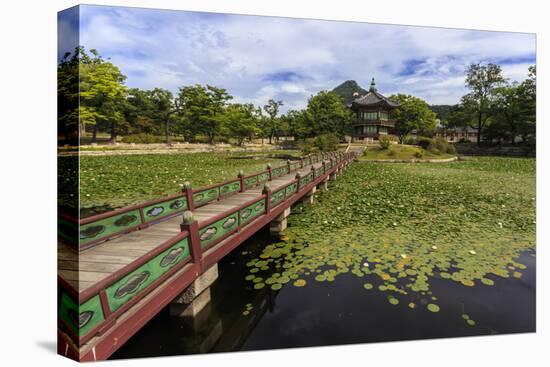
[400,254,407,259]
[469,250,476,255]
[363,262,369,268]
[498,222,503,228]
[431,245,438,250]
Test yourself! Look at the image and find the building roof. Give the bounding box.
[351,78,400,109]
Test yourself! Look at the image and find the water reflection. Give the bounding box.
[112,227,535,359]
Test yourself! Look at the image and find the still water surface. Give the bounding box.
[112,227,535,359]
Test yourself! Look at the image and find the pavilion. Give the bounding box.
[351,78,399,141]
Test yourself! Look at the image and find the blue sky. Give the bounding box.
[59,5,536,110]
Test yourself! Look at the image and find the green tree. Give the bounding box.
[177,84,232,143]
[389,94,437,143]
[149,88,176,145]
[263,99,284,144]
[77,47,128,143]
[464,63,506,145]
[58,48,81,145]
[304,91,353,138]
[222,103,261,145]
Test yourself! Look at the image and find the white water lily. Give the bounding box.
[400,254,407,259]
[431,245,438,250]
[469,250,477,255]
[498,222,503,228]
[363,262,369,268]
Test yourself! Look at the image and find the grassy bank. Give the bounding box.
[359,144,455,161]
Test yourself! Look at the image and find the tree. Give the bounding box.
[388,94,437,143]
[303,91,353,138]
[280,109,310,140]
[149,88,176,145]
[77,47,128,143]
[464,63,506,145]
[58,48,81,145]
[177,84,232,143]
[221,103,261,145]
[263,99,284,144]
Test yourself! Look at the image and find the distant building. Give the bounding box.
[350,78,400,141]
[438,126,479,142]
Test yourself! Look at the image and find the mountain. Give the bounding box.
[332,80,368,105]
[429,105,456,121]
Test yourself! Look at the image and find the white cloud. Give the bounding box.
[79,5,536,110]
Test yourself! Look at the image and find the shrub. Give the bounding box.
[414,150,424,159]
[403,135,416,145]
[379,136,391,149]
[428,136,455,155]
[299,139,317,155]
[314,133,340,152]
[416,136,432,150]
[446,143,456,154]
[123,134,165,144]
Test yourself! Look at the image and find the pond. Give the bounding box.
[111,157,536,359]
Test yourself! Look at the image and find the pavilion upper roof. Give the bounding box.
[351,78,400,109]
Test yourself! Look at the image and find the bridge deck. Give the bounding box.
[58,160,326,294]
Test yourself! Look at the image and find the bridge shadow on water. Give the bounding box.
[111,227,536,360]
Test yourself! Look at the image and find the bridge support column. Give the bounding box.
[170,264,218,329]
[270,207,290,236]
[303,186,316,206]
[319,177,329,191]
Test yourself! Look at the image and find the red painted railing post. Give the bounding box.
[238,170,246,193]
[263,183,271,213]
[267,164,273,181]
[296,172,302,192]
[322,161,327,174]
[182,181,195,211]
[180,211,202,265]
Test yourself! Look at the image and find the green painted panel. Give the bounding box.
[106,238,190,312]
[291,162,301,171]
[285,182,297,196]
[193,188,219,206]
[199,212,239,248]
[142,196,188,223]
[270,188,286,206]
[301,173,313,186]
[220,180,241,196]
[59,292,104,337]
[272,166,288,177]
[257,172,270,183]
[80,209,141,246]
[240,199,265,225]
[245,175,258,189]
[58,217,78,249]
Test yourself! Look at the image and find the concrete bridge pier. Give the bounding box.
[170,264,219,330]
[303,185,316,206]
[270,207,291,236]
[319,176,329,191]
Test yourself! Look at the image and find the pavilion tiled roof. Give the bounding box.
[352,90,400,108]
[351,78,400,109]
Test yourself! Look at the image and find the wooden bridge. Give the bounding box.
[57,150,359,361]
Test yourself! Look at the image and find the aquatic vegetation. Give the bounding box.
[75,150,297,211]
[244,157,535,321]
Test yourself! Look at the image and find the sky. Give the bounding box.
[59,5,536,111]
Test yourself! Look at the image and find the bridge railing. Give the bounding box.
[57,150,358,349]
[61,151,347,251]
